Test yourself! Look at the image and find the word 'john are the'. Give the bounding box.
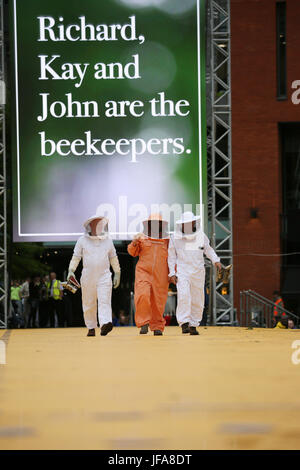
[37,92,190,121]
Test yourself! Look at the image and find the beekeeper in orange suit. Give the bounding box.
[128,213,169,336]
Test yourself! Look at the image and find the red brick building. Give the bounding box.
[231,0,300,313]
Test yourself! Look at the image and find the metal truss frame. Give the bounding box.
[206,0,234,324]
[0,0,7,328]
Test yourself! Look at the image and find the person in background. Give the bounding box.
[288,318,298,329]
[28,276,41,328]
[274,315,288,329]
[62,288,74,327]
[10,280,23,327]
[119,310,130,326]
[273,291,285,319]
[47,272,64,327]
[164,287,177,326]
[20,277,31,327]
[112,312,120,327]
[39,275,50,327]
[200,285,209,326]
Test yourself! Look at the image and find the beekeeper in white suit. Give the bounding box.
[168,212,222,335]
[67,211,121,337]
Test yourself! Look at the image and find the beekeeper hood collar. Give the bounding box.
[83,211,109,239]
[142,213,169,239]
[175,211,202,239]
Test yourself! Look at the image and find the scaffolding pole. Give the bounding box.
[0,0,7,329]
[207,0,234,324]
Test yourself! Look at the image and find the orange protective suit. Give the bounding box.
[128,235,169,332]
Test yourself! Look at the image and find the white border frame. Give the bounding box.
[13,0,203,240]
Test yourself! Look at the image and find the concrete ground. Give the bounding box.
[0,326,300,450]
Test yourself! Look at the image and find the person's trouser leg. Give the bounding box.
[39,300,46,327]
[15,300,24,327]
[45,300,50,327]
[10,301,18,328]
[176,277,191,326]
[36,301,40,327]
[64,296,73,327]
[15,300,22,316]
[48,299,56,327]
[23,299,31,328]
[97,273,113,327]
[11,300,18,315]
[81,280,98,330]
[31,300,39,327]
[27,300,33,327]
[149,284,168,332]
[134,279,152,328]
[40,300,50,327]
[11,301,21,327]
[56,300,64,327]
[200,308,207,326]
[190,272,205,327]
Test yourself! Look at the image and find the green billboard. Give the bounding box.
[10,0,206,241]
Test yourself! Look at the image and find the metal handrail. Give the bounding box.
[240,290,299,328]
[245,290,298,320]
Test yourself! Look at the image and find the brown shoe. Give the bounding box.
[87,328,95,337]
[189,327,199,336]
[100,322,113,336]
[154,330,163,336]
[140,324,149,334]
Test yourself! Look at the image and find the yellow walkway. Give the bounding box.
[0,326,300,450]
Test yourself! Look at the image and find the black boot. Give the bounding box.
[140,324,149,334]
[87,328,95,337]
[154,330,163,336]
[181,322,190,334]
[100,322,113,336]
[189,326,199,336]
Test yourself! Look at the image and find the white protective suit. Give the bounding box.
[68,216,120,329]
[168,215,220,327]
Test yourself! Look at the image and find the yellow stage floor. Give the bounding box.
[0,326,300,450]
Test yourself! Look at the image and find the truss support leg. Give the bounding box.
[206,0,234,325]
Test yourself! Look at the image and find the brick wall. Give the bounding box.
[231,0,300,309]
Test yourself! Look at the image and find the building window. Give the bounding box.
[276,2,287,99]
[280,122,300,269]
[280,123,300,212]
[279,123,300,308]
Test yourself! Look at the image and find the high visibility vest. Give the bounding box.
[11,286,21,301]
[275,321,286,329]
[47,280,62,300]
[274,298,285,317]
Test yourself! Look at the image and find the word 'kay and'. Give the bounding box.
[38,16,143,88]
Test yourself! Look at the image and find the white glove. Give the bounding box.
[67,271,75,281]
[113,272,121,289]
[68,255,81,275]
[133,232,144,240]
[110,256,120,273]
